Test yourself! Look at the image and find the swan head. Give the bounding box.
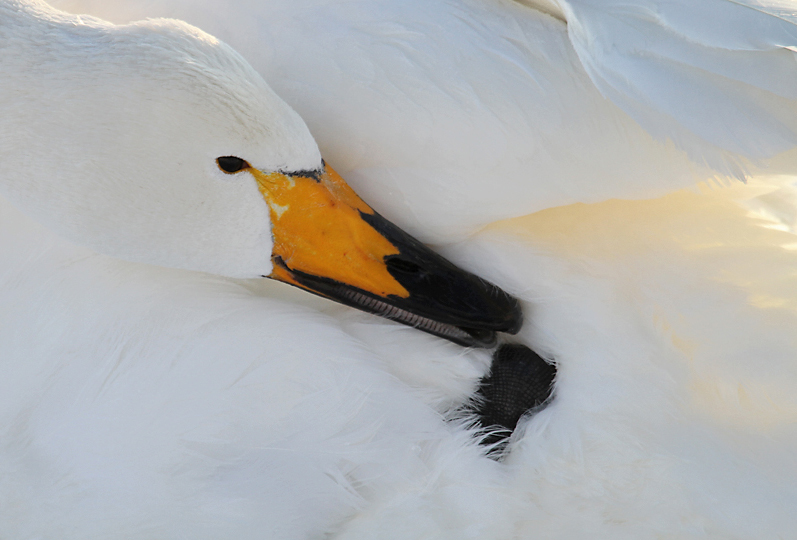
[0,5,522,347]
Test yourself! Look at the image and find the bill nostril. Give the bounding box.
[385,257,423,275]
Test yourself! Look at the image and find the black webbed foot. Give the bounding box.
[474,343,556,452]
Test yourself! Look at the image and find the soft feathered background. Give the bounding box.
[3,0,797,538]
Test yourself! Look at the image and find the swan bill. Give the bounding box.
[255,164,523,348]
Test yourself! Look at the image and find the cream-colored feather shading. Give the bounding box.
[465,177,797,539]
[3,0,797,539]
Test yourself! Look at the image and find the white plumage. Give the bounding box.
[3,0,797,538]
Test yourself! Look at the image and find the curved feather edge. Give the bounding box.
[553,0,797,177]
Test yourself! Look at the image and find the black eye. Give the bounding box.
[217,156,250,174]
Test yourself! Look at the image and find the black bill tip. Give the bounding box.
[361,211,524,342]
[272,257,506,348]
[269,208,524,348]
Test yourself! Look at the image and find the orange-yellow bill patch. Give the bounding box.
[251,165,410,299]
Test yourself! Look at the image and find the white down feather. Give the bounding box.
[3,0,797,538]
